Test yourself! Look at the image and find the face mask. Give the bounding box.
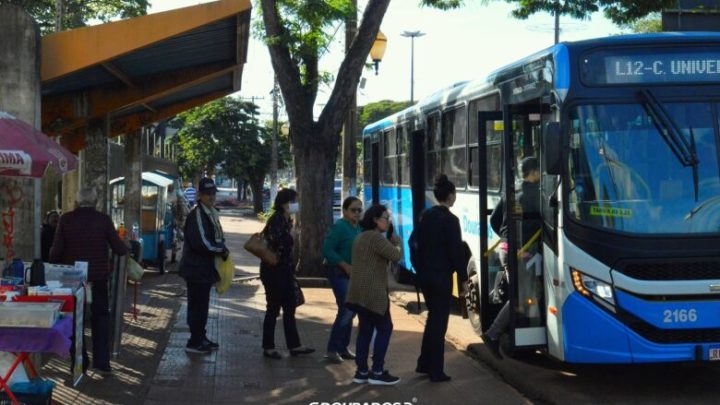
[289,202,299,214]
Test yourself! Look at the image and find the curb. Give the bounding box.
[296,277,330,288]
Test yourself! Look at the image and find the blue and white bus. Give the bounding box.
[362,33,720,363]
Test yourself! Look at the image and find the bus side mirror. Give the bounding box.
[543,122,561,175]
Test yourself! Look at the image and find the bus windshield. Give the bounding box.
[567,102,720,234]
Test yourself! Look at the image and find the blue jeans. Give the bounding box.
[327,266,356,353]
[355,307,393,374]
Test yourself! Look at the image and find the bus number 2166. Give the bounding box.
[663,309,698,323]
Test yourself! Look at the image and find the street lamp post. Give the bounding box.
[401,30,425,104]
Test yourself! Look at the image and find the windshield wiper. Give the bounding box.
[638,89,700,201]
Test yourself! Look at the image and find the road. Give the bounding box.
[390,289,720,405]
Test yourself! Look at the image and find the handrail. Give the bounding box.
[482,229,541,258]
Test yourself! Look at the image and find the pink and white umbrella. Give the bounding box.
[0,111,77,178]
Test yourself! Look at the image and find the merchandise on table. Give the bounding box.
[0,302,62,328]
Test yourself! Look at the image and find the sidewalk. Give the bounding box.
[34,209,529,404]
[143,211,529,405]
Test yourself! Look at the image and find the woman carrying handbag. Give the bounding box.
[260,188,314,359]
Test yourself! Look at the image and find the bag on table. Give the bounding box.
[215,256,235,295]
[126,257,144,282]
[243,232,279,266]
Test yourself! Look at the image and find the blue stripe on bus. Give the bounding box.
[378,185,415,273]
[563,292,718,363]
[615,289,720,330]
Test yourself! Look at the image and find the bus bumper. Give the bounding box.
[562,292,719,363]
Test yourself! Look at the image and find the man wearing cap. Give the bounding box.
[179,177,229,354]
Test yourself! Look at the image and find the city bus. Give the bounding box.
[362,33,720,363]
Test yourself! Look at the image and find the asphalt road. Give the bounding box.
[391,290,720,405]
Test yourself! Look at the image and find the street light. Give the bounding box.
[370,30,387,75]
[400,30,425,104]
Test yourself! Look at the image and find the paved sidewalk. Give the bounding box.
[143,211,529,405]
[31,209,529,404]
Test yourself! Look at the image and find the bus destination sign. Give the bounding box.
[582,47,720,85]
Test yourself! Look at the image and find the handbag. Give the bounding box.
[293,277,305,307]
[244,232,279,266]
[215,256,235,295]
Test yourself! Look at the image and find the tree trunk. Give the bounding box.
[294,131,338,276]
[249,178,264,214]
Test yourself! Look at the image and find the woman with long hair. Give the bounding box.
[261,188,314,359]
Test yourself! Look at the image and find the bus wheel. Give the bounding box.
[466,271,482,336]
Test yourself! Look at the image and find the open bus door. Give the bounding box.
[502,105,547,353]
[473,111,504,335]
[410,130,425,223]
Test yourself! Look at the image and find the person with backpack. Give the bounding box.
[414,174,468,382]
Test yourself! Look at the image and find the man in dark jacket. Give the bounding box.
[483,157,541,359]
[179,177,229,354]
[50,187,128,376]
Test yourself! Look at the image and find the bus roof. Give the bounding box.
[362,32,720,138]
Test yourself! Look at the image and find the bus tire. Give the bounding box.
[465,262,482,337]
[158,241,166,275]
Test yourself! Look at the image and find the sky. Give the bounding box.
[149,0,623,122]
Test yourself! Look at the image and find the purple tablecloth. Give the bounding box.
[0,316,73,356]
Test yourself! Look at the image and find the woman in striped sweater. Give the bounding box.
[346,204,402,386]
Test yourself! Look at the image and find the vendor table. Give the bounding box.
[0,316,72,404]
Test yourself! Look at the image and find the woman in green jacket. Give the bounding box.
[346,204,402,386]
[322,196,363,362]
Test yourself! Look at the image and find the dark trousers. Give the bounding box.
[82,280,110,369]
[355,307,393,374]
[261,276,301,350]
[326,267,355,353]
[417,274,452,376]
[186,281,212,346]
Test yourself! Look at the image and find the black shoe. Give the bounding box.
[368,370,401,386]
[263,350,282,359]
[203,337,219,350]
[415,363,430,374]
[339,350,356,360]
[481,334,503,360]
[185,342,212,354]
[352,370,369,384]
[430,373,452,382]
[289,347,315,356]
[93,366,112,376]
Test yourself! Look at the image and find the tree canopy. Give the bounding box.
[2,0,148,34]
[420,0,674,25]
[173,97,290,212]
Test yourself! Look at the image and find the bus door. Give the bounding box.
[476,111,504,333]
[371,141,380,204]
[410,129,426,223]
[503,105,547,350]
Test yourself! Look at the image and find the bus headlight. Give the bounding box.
[571,268,615,308]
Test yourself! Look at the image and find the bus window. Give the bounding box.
[363,138,372,184]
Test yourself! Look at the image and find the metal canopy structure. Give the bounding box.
[40,0,251,152]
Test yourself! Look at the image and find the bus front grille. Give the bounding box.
[620,262,720,281]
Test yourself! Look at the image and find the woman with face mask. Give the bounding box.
[261,188,314,359]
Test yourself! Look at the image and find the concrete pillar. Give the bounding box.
[0,5,41,261]
[81,119,110,214]
[124,130,142,241]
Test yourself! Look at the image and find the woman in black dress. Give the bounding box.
[261,188,314,359]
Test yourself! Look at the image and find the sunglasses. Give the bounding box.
[349,208,363,213]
